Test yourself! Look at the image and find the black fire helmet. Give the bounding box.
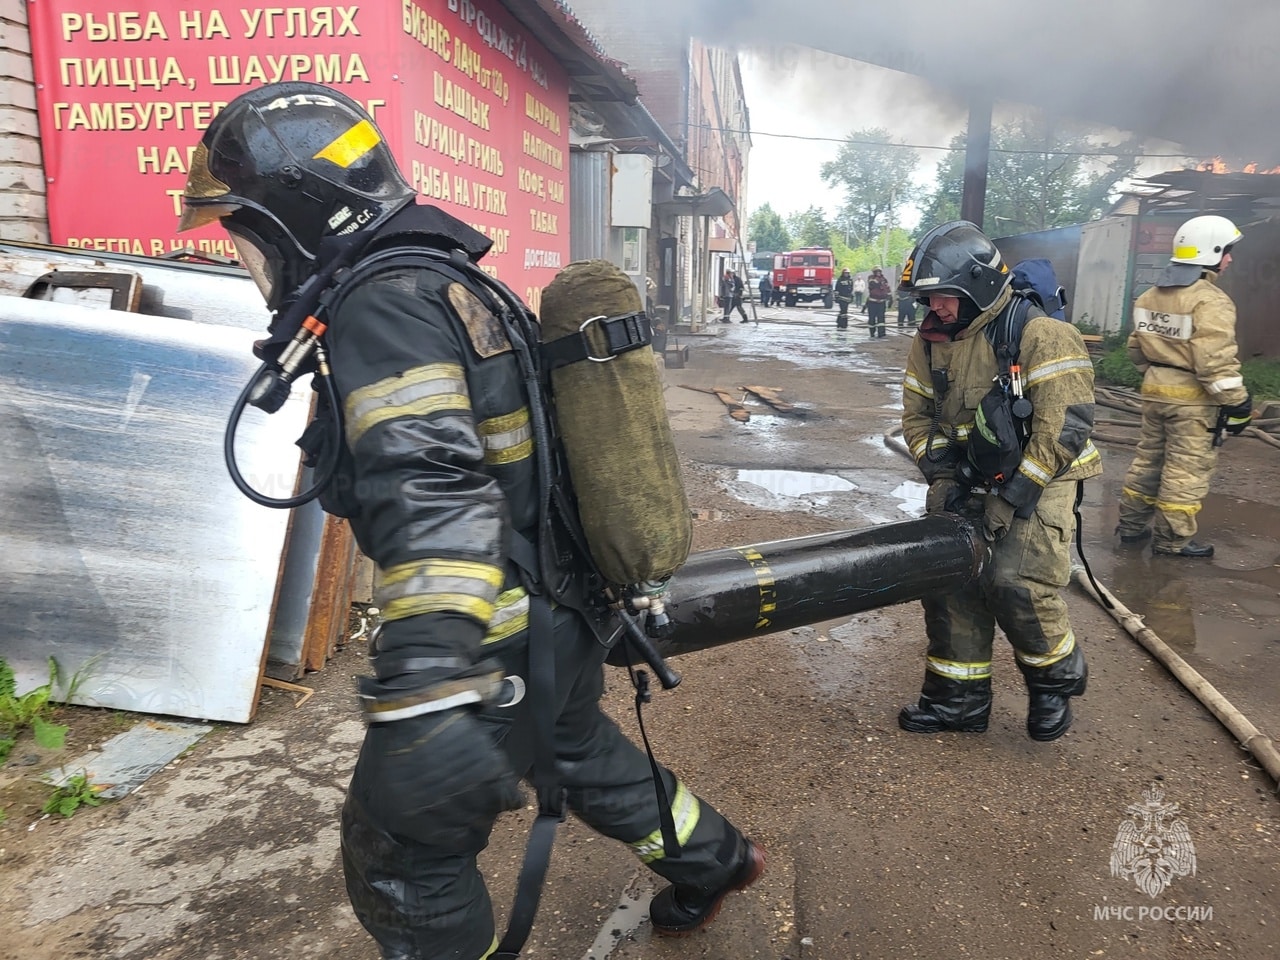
[899,220,1011,311]
[178,81,414,309]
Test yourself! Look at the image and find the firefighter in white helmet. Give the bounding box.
[1117,215,1252,558]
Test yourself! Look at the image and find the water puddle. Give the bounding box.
[889,480,928,518]
[735,469,856,497]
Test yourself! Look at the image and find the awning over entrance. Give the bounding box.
[656,187,735,219]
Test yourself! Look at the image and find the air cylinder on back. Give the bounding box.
[539,260,691,586]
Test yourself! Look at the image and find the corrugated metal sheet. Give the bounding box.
[571,151,610,262]
[0,243,358,722]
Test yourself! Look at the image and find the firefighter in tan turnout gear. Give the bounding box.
[898,221,1101,741]
[1117,215,1252,558]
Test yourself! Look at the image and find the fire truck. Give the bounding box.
[772,247,835,308]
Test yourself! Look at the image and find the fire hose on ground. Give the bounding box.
[1094,385,1280,451]
[1071,567,1280,789]
[881,421,1280,790]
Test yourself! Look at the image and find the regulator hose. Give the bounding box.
[223,356,344,509]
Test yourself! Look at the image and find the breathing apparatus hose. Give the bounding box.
[222,351,344,509]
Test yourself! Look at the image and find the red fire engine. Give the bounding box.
[772,247,835,308]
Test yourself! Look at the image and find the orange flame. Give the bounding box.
[1196,156,1280,174]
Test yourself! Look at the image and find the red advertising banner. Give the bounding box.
[28,1,570,300]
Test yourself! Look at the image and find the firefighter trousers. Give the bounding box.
[919,480,1086,709]
[867,300,887,338]
[341,604,747,960]
[1117,401,1218,551]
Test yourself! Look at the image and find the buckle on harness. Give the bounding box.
[542,310,653,369]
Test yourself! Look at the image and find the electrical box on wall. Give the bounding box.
[611,154,654,228]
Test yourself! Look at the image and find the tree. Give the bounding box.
[786,206,834,248]
[748,203,791,253]
[919,118,1139,236]
[820,128,921,240]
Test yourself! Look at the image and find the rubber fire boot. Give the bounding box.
[649,837,766,936]
[1020,645,1088,742]
[1153,540,1214,558]
[898,673,991,734]
[1114,524,1151,544]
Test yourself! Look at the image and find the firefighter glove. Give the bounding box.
[917,449,957,485]
[926,478,970,515]
[1223,395,1253,435]
[983,492,1018,542]
[357,706,522,850]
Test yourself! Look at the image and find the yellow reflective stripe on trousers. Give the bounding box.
[478,407,533,465]
[483,587,530,643]
[478,935,499,959]
[345,363,469,446]
[1122,486,1157,505]
[1015,630,1075,668]
[926,657,992,681]
[377,558,503,623]
[631,781,701,863]
[1155,499,1202,515]
[1023,356,1092,386]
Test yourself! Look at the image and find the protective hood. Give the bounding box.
[1156,261,1208,288]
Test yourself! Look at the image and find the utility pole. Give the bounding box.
[960,93,992,228]
[882,189,895,268]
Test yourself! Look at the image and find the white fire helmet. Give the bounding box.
[1170,215,1243,267]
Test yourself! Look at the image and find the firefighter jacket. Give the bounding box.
[835,275,855,302]
[319,205,552,709]
[902,286,1102,513]
[1126,275,1249,407]
[867,272,892,302]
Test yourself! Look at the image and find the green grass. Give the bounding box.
[1241,359,1280,400]
[1093,346,1280,399]
[0,658,69,765]
[41,773,103,818]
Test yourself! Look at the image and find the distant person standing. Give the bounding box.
[719,269,748,323]
[834,268,855,329]
[866,267,891,339]
[1116,215,1253,557]
[853,273,867,310]
[758,273,773,309]
[898,290,916,327]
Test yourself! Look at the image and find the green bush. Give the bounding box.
[1094,346,1143,389]
[1094,346,1280,399]
[1241,359,1280,400]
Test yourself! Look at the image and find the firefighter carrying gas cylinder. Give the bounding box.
[898,221,1101,741]
[178,81,762,960]
[1117,215,1252,558]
